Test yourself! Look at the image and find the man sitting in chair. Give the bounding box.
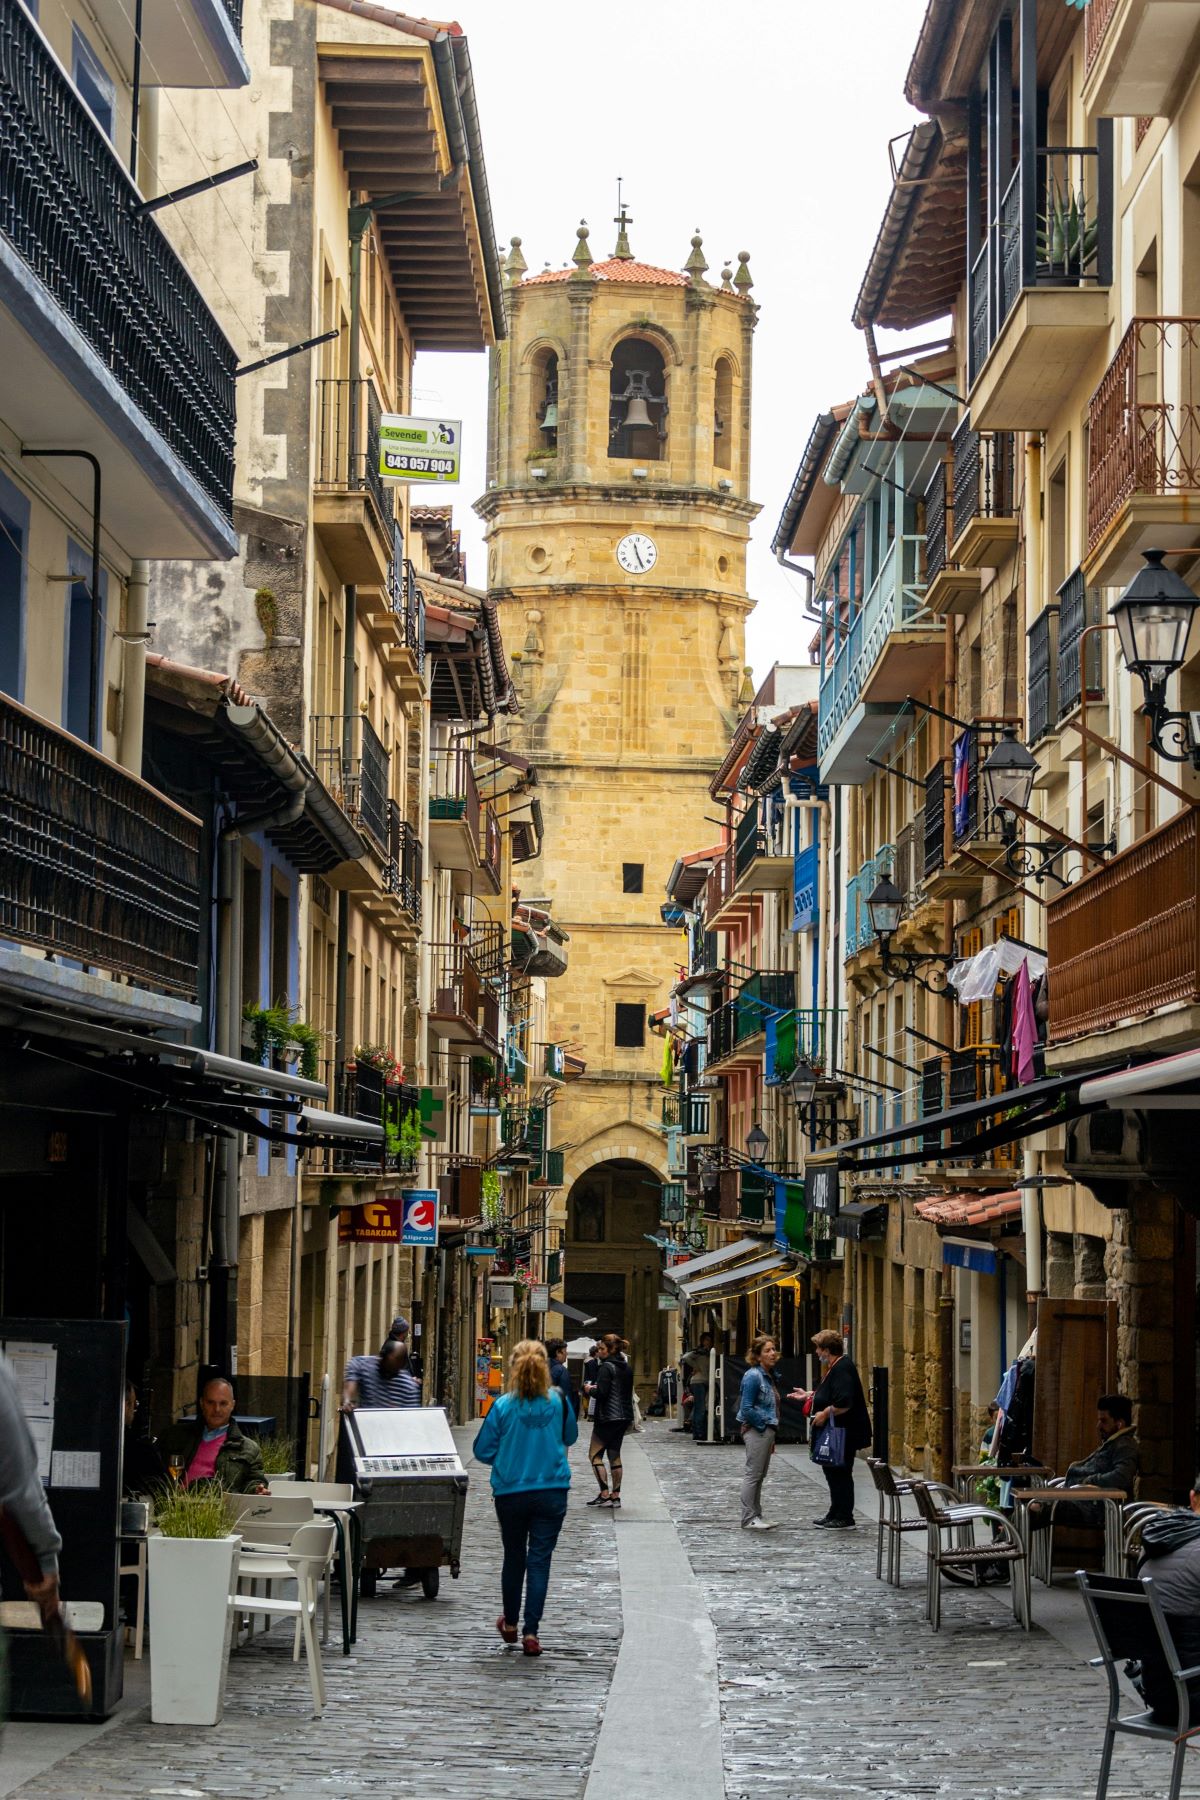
[162,1378,269,1494]
[1028,1394,1138,1530]
[1133,1477,1200,1723]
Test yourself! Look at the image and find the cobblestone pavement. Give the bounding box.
[11,1432,620,1799]
[13,1424,1200,1798]
[644,1427,1200,1800]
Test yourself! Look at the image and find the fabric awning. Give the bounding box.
[665,1236,763,1285]
[1079,1049,1200,1108]
[679,1251,791,1301]
[546,1301,598,1328]
[829,1071,1091,1171]
[833,1201,888,1241]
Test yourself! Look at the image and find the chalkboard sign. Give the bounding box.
[0,1318,125,1718]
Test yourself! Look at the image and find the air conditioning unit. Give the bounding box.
[1065,1108,1194,1210]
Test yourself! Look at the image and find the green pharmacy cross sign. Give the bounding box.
[379,413,461,484]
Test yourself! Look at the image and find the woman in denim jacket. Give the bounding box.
[737,1336,781,1531]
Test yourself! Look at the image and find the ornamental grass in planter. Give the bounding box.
[148,1482,242,1726]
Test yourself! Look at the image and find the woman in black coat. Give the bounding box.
[587,1334,634,1510]
[791,1328,872,1527]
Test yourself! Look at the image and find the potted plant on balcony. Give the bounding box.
[147,1483,241,1726]
[386,1108,423,1176]
[243,1003,321,1081]
[352,1043,404,1082]
[1037,182,1098,281]
[481,1169,504,1229]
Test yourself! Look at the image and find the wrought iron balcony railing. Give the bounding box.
[429,747,481,840]
[764,1007,844,1085]
[0,696,202,998]
[925,458,949,585]
[1027,606,1059,745]
[1086,318,1200,557]
[310,713,391,854]
[950,416,1016,542]
[399,557,426,659]
[1056,567,1105,721]
[969,141,1113,384]
[314,377,390,531]
[385,802,422,923]
[0,4,236,518]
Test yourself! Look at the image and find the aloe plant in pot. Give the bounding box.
[147,1484,242,1725]
[1037,181,1099,280]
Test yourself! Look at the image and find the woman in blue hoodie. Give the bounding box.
[473,1338,578,1656]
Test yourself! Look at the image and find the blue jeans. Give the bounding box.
[493,1487,569,1635]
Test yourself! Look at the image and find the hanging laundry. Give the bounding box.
[953,730,973,839]
[1012,957,1038,1085]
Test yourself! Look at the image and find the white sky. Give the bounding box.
[411,0,929,684]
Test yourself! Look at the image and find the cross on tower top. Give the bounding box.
[612,176,634,260]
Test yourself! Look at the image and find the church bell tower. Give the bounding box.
[476,213,759,1377]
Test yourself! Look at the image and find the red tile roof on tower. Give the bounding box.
[524,260,690,286]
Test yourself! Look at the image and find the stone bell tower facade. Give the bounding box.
[476,219,759,1376]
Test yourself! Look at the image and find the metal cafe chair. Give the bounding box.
[867,1458,972,1588]
[1077,1571,1200,1800]
[911,1480,1029,1631]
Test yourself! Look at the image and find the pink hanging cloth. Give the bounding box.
[1012,957,1038,1086]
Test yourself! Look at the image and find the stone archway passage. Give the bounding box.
[563,1157,667,1385]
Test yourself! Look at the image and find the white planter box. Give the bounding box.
[147,1532,242,1725]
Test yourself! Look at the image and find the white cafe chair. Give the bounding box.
[230,1519,337,1716]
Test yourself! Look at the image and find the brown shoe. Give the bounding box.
[522,1633,542,1657]
[496,1615,518,1644]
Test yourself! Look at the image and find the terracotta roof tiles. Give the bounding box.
[914,1191,1022,1229]
[524,259,691,287]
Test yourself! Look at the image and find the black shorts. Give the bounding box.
[592,1422,627,1456]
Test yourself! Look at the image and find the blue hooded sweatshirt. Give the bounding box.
[473,1390,577,1495]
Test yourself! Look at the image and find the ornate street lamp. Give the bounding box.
[865,873,955,994]
[1110,549,1200,764]
[785,1058,820,1109]
[981,726,1038,825]
[745,1123,769,1164]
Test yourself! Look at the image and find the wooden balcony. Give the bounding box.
[312,378,394,585]
[428,942,502,1052]
[1085,318,1200,585]
[0,695,200,1002]
[1083,0,1200,119]
[1047,808,1200,1043]
[429,748,482,883]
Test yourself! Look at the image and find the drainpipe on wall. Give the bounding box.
[210,784,307,1374]
[1022,1148,1044,1341]
[118,557,150,773]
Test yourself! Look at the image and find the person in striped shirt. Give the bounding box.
[342,1337,422,1411]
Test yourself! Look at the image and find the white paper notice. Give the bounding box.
[4,1342,57,1418]
[26,1418,52,1482]
[51,1450,100,1490]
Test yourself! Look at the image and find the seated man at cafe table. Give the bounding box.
[161,1377,269,1494]
[1027,1394,1138,1530]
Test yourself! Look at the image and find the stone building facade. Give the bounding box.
[477,222,759,1385]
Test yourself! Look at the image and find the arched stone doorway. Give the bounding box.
[563,1158,666,1388]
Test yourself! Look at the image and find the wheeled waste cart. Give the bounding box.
[343,1406,468,1600]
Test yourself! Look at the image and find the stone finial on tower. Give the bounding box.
[504,236,528,285]
[571,219,594,279]
[738,665,756,706]
[685,229,708,286]
[720,261,734,292]
[733,250,754,294]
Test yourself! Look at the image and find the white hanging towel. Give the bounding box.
[948,939,1047,1004]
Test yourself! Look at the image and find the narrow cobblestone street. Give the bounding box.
[9,1424,1200,1800]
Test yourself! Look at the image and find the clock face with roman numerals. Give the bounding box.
[615,532,658,575]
